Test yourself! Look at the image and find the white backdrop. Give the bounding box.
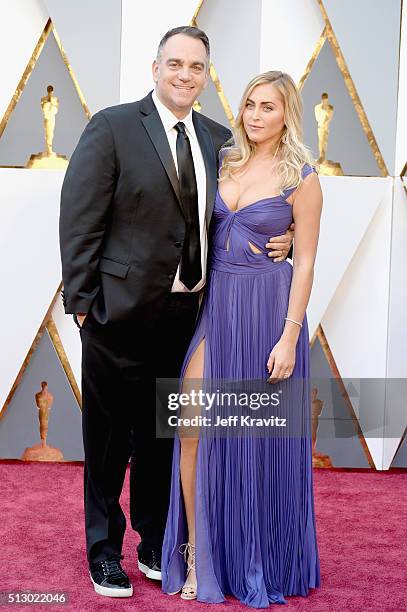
[0,0,405,469]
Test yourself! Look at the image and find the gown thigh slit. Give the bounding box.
[162,163,321,608]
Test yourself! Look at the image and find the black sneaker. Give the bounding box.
[137,548,162,581]
[89,555,133,597]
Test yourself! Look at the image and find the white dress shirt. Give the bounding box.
[152,90,207,292]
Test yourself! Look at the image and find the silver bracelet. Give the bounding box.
[285,317,303,328]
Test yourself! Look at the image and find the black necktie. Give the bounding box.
[174,121,202,290]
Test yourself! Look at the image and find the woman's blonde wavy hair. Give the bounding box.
[220,71,316,193]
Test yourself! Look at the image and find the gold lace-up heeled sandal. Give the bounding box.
[179,542,197,600]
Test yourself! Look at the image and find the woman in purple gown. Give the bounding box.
[162,70,323,607]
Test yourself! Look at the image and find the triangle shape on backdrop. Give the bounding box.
[51,294,82,398]
[43,0,122,114]
[191,0,205,24]
[321,180,394,470]
[307,176,390,337]
[401,162,407,195]
[383,420,407,471]
[0,6,48,131]
[0,20,89,167]
[310,330,373,468]
[301,38,383,176]
[0,327,83,461]
[0,168,65,411]
[320,0,400,176]
[321,179,392,382]
[194,76,230,129]
[191,2,234,127]
[1,284,81,430]
[259,0,325,87]
[196,0,261,117]
[298,28,327,90]
[46,318,81,408]
[381,178,407,468]
[390,430,407,468]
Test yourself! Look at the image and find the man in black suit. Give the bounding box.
[59,26,293,598]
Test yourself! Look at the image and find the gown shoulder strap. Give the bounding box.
[301,163,317,180]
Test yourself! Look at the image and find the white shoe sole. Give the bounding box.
[138,560,162,581]
[90,573,133,597]
[181,592,197,600]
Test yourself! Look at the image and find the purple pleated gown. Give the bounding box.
[162,163,321,607]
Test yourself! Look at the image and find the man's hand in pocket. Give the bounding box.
[77,313,87,327]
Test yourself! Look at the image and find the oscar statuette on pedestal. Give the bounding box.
[26,85,69,169]
[314,92,343,176]
[21,381,64,461]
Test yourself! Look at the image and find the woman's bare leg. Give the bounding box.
[179,338,205,594]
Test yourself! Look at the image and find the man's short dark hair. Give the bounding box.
[156,26,210,64]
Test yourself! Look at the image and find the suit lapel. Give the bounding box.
[193,112,218,226]
[140,93,218,224]
[140,95,184,216]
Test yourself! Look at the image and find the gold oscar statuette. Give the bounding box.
[314,92,343,176]
[26,85,69,169]
[21,381,64,461]
[311,387,333,468]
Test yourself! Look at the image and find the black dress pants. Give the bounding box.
[80,292,200,563]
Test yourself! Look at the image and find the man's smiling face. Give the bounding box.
[152,33,209,119]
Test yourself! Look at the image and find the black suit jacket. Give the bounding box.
[59,92,231,325]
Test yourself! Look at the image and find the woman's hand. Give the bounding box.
[267,338,296,383]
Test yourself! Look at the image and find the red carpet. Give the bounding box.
[0,463,406,611]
